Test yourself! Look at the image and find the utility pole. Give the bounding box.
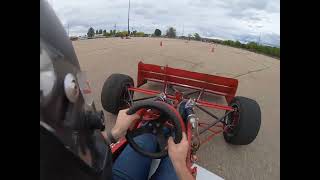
[113,23,116,37]
[128,0,130,35]
[182,24,184,37]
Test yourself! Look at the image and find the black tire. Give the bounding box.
[223,96,261,145]
[101,74,134,114]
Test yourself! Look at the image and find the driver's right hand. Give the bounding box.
[168,132,189,169]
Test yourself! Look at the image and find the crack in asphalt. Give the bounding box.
[232,66,271,78]
[245,54,270,69]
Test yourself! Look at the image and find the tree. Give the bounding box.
[154,29,161,36]
[87,27,95,38]
[122,31,128,36]
[103,31,111,37]
[166,27,176,38]
[99,29,103,34]
[115,31,129,37]
[220,39,280,58]
[103,29,110,37]
[194,33,201,41]
[135,32,145,37]
[246,42,258,50]
[234,41,241,47]
[96,30,98,34]
[115,31,122,37]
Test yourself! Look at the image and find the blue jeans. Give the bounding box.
[112,134,178,180]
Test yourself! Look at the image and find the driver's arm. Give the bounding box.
[103,109,140,142]
[168,133,195,180]
[103,109,194,180]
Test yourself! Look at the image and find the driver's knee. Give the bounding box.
[150,156,178,180]
[133,134,158,152]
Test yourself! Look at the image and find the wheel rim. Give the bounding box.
[120,83,133,108]
[225,103,240,137]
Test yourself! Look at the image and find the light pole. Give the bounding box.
[128,0,130,35]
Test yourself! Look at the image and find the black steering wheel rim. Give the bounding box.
[125,100,185,159]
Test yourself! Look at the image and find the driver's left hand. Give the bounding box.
[110,109,141,140]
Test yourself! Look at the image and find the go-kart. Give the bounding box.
[101,61,261,179]
[40,1,260,179]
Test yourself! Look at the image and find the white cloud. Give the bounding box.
[48,0,279,44]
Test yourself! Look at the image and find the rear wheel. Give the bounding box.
[223,96,261,145]
[101,74,134,114]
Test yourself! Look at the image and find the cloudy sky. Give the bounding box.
[48,0,280,45]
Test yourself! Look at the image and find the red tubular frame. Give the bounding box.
[129,61,238,146]
[110,62,239,177]
[127,87,234,111]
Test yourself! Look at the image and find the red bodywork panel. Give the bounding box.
[137,61,238,103]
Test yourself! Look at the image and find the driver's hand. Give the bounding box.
[168,132,189,169]
[111,109,140,140]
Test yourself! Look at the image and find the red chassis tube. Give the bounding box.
[128,87,234,111]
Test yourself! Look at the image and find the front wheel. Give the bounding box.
[101,74,134,114]
[223,96,261,145]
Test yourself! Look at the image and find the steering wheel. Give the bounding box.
[126,100,185,159]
